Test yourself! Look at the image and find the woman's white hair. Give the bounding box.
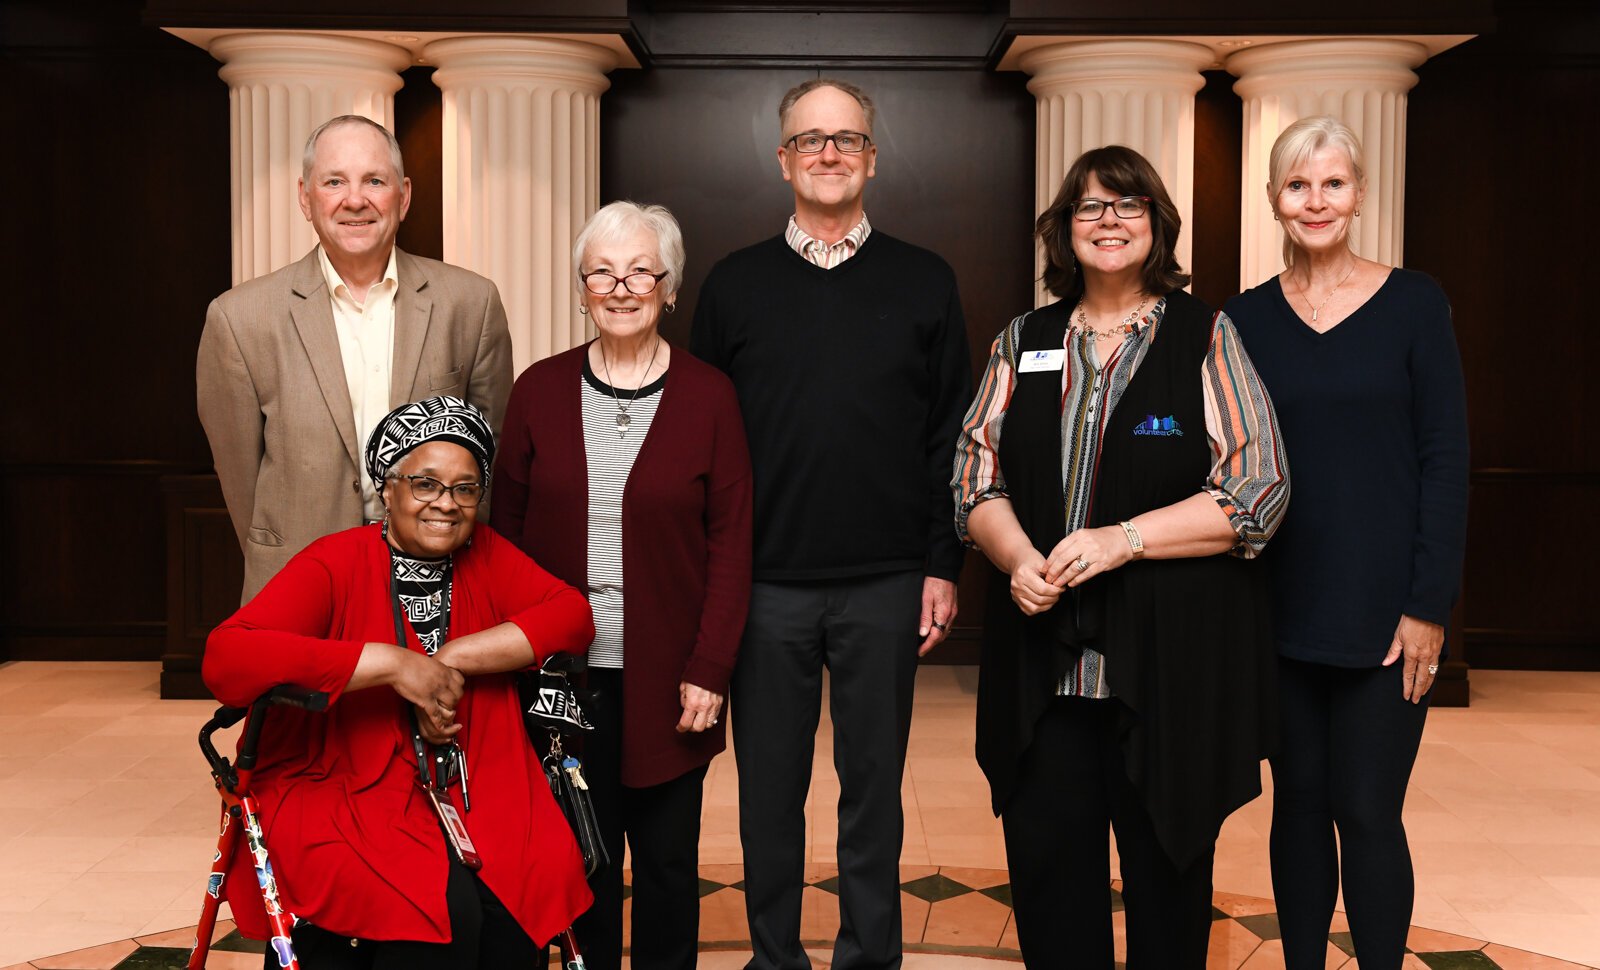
[1267,115,1367,270]
[571,201,686,299]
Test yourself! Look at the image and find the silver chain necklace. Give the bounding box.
[598,338,661,436]
[1073,295,1150,340]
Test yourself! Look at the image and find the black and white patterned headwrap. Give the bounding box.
[364,396,496,495]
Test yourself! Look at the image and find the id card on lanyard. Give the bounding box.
[389,550,482,870]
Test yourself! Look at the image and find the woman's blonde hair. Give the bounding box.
[1267,115,1366,269]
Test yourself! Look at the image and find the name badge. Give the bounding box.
[1016,349,1065,373]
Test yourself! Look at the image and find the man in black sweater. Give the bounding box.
[691,79,971,970]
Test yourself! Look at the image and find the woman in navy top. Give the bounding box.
[1223,116,1469,970]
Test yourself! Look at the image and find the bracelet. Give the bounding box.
[1119,520,1145,559]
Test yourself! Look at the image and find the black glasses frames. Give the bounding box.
[1070,195,1152,221]
[580,271,669,296]
[784,130,872,154]
[393,474,485,507]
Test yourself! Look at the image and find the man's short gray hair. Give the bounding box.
[302,115,406,183]
[571,201,687,299]
[778,79,876,138]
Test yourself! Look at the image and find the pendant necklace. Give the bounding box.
[599,338,661,436]
[1073,295,1150,340]
[1299,261,1357,323]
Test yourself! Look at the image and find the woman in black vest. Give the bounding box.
[951,145,1290,968]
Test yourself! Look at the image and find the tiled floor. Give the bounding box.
[2,662,1598,969]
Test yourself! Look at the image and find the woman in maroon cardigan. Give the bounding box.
[204,396,596,967]
[491,201,753,970]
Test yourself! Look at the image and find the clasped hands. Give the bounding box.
[388,646,466,744]
[1009,525,1135,616]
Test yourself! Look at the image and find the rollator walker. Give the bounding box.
[186,683,589,969]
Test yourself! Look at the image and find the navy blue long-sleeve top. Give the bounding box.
[1224,268,1470,666]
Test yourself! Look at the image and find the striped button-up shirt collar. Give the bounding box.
[785,213,872,269]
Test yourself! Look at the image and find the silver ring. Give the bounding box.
[931,620,948,632]
[709,718,718,726]
[1426,664,1439,675]
[1074,558,1091,572]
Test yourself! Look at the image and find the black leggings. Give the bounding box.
[1270,656,1429,970]
[575,667,708,970]
[270,852,545,969]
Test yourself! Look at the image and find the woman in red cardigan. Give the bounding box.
[491,201,753,970]
[204,396,596,968]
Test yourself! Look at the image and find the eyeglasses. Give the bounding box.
[785,130,872,154]
[392,474,485,507]
[581,271,669,296]
[1071,196,1152,221]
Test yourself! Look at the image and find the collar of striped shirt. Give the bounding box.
[785,213,872,268]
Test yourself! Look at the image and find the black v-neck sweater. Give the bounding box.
[691,231,972,582]
[1223,268,1469,666]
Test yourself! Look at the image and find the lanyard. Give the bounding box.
[386,540,481,868]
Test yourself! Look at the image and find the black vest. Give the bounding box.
[976,289,1277,868]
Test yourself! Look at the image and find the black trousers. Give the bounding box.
[273,852,543,969]
[1001,697,1218,969]
[732,571,924,970]
[1270,656,1430,970]
[575,667,709,970]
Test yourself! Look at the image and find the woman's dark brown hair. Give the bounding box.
[1035,145,1190,300]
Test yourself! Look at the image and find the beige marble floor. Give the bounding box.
[0,662,1597,967]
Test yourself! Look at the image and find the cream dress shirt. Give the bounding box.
[317,246,400,521]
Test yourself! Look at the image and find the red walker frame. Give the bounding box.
[186,685,588,969]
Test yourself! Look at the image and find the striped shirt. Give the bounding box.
[785,213,872,268]
[950,301,1289,698]
[582,360,667,669]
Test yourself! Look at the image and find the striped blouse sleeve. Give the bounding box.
[1202,311,1290,558]
[951,317,1025,547]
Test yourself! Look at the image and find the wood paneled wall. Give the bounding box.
[1406,0,1600,669]
[0,1,229,661]
[1,0,1594,670]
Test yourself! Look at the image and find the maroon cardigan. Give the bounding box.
[491,342,753,787]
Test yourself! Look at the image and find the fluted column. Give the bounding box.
[209,32,411,284]
[1020,40,1214,303]
[1228,38,1427,289]
[427,36,616,371]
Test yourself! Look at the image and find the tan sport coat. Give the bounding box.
[197,247,513,602]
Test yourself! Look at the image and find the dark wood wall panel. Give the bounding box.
[601,65,1038,663]
[1,465,185,659]
[1192,71,1243,310]
[1407,0,1600,669]
[1460,475,1599,669]
[1,2,229,661]
[395,65,445,260]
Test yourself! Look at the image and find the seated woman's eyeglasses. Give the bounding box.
[581,271,669,296]
[393,474,485,507]
[1071,195,1152,221]
[785,131,872,154]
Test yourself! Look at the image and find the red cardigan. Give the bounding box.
[203,525,595,946]
[491,343,753,788]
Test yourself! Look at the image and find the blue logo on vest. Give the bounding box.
[1133,414,1183,437]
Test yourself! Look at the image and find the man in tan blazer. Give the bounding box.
[198,115,512,601]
